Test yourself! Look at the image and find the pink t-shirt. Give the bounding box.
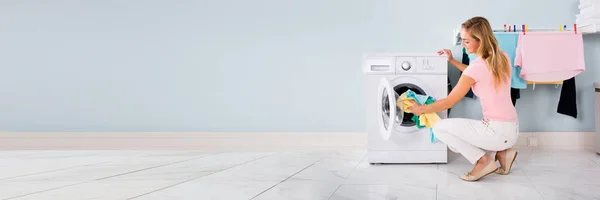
[462,52,518,122]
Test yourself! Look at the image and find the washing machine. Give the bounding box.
[363,52,448,164]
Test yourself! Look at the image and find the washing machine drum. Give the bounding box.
[381,83,427,125]
[393,83,427,127]
[378,77,429,140]
[381,83,427,127]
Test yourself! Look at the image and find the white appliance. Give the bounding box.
[363,52,448,164]
[595,82,600,154]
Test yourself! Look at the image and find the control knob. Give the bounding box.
[400,61,411,71]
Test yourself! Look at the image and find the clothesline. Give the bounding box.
[492,29,579,33]
[453,24,599,45]
[493,24,585,33]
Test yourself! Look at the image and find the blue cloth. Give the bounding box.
[404,89,432,105]
[467,52,477,61]
[495,33,526,89]
[466,33,526,89]
[403,90,438,143]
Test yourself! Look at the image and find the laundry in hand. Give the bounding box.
[397,89,440,143]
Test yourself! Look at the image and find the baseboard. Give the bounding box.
[513,132,596,151]
[0,132,595,151]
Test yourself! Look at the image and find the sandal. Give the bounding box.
[495,149,518,175]
[460,159,498,181]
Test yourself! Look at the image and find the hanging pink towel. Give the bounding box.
[514,33,585,82]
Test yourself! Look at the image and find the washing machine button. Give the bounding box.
[400,61,411,71]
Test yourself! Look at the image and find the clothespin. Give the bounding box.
[513,25,516,32]
[522,24,526,35]
[508,25,512,32]
[526,24,528,32]
[574,24,577,34]
[560,24,563,32]
[504,24,507,32]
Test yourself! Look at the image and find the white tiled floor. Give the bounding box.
[0,149,599,200]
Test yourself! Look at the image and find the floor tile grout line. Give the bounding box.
[127,153,276,200]
[3,153,222,199]
[327,185,342,200]
[4,181,93,200]
[249,156,327,200]
[125,170,222,200]
[343,153,367,179]
[95,153,223,181]
[1,151,224,181]
[435,184,438,200]
[519,166,546,200]
[0,161,112,181]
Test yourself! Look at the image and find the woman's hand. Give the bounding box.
[439,48,468,71]
[407,100,426,116]
[438,49,453,62]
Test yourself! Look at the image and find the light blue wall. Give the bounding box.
[0,0,598,132]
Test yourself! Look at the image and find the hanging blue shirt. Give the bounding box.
[465,33,527,89]
[495,33,526,89]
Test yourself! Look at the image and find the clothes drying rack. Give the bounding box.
[451,23,598,90]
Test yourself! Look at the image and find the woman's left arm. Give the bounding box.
[413,74,475,114]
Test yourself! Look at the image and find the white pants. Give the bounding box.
[432,118,519,164]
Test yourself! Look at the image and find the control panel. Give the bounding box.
[363,53,447,75]
[395,56,447,74]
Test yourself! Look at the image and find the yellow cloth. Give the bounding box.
[398,92,414,112]
[397,92,441,128]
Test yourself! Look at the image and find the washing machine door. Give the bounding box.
[377,77,403,140]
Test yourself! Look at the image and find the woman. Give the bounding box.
[408,16,519,181]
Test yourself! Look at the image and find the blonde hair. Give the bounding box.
[462,16,510,89]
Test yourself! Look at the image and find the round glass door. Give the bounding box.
[383,76,433,134]
[377,77,403,140]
